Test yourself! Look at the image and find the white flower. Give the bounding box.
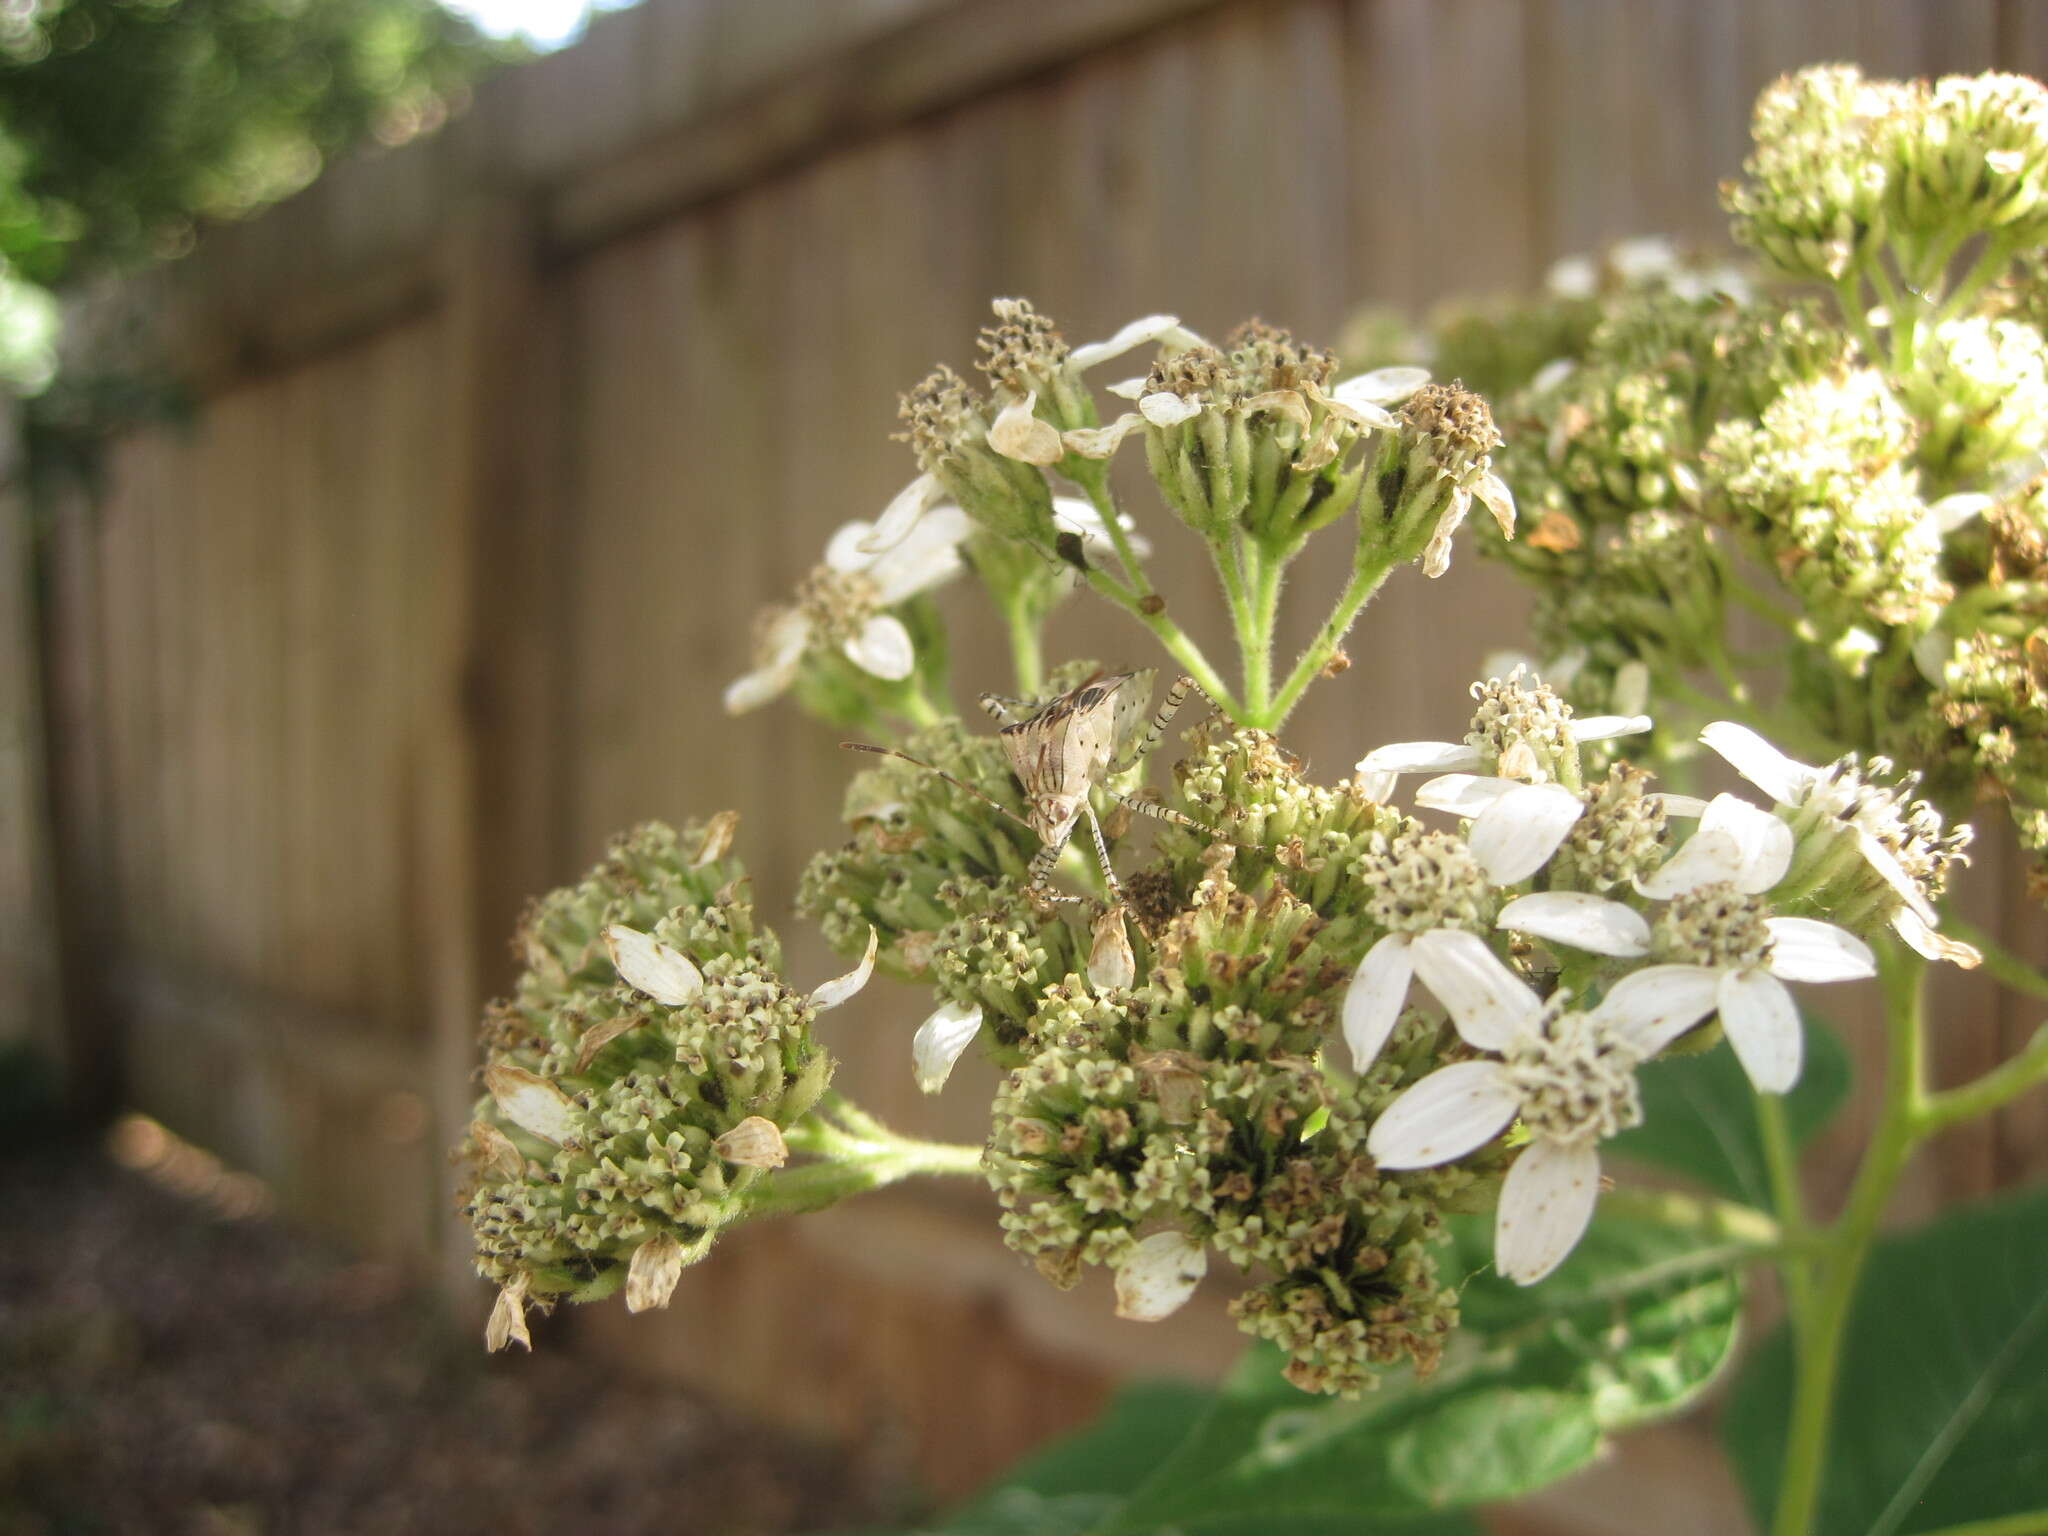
[1412,774,1588,886]
[604,924,704,1005]
[1343,927,1538,1071]
[1498,884,1875,1094]
[809,926,878,1011]
[724,506,971,714]
[1113,1230,1208,1321]
[1697,722,1978,966]
[1368,972,1694,1285]
[913,1000,984,1093]
[1358,712,1651,779]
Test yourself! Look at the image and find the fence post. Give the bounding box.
[424,192,553,1309]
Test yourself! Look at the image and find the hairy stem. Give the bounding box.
[1756,1093,1814,1321]
[1263,550,1398,728]
[1083,566,1244,722]
[1772,941,1927,1536]
[1917,1022,2048,1136]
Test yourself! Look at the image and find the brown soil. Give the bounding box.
[0,1133,897,1536]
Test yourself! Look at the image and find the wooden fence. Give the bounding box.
[12,0,2048,1522]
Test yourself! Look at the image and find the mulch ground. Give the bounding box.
[0,1125,899,1536]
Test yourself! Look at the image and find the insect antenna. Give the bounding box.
[840,742,1036,833]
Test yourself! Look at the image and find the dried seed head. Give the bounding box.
[897,364,987,471]
[977,297,1070,391]
[625,1231,687,1312]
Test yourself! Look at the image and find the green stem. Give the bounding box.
[1002,591,1045,697]
[1082,566,1245,722]
[1911,1512,2048,1536]
[1933,233,2017,328]
[1833,275,1885,364]
[1598,1185,1783,1249]
[751,1103,986,1219]
[1264,550,1398,728]
[1916,1022,2048,1136]
[1213,532,1265,716]
[1076,469,1154,597]
[1943,916,2048,1003]
[1756,1093,1814,1322]
[1771,941,1928,1536]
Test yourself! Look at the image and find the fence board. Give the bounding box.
[33,0,2048,1501]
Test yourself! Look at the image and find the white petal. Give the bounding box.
[1140,391,1202,426]
[1356,740,1482,776]
[1473,472,1517,537]
[1546,255,1597,298]
[1411,928,1541,1050]
[1592,964,1721,1056]
[1531,356,1579,392]
[1651,793,1710,818]
[484,1065,581,1147]
[1718,969,1803,1094]
[1105,375,1148,399]
[1856,829,1938,924]
[1572,714,1653,743]
[1052,495,1151,561]
[723,662,794,715]
[604,924,704,1006]
[859,471,945,555]
[1333,366,1430,408]
[723,611,809,715]
[1088,906,1136,991]
[1637,827,1745,899]
[1929,492,1990,532]
[1061,413,1145,459]
[1367,1060,1521,1169]
[625,1232,686,1313]
[1342,933,1416,1071]
[1497,892,1651,958]
[486,1275,531,1352]
[1469,783,1585,885]
[810,926,878,1010]
[987,391,1066,465]
[1069,314,1198,372]
[1414,774,1515,816]
[1422,486,1473,578]
[1697,793,1794,893]
[913,1001,983,1093]
[824,519,875,572]
[1355,767,1400,802]
[1891,905,1983,968]
[1317,385,1401,432]
[1113,1231,1208,1321]
[1496,1139,1603,1285]
[844,615,916,681]
[1765,918,1875,983]
[869,505,971,603]
[1698,721,1818,805]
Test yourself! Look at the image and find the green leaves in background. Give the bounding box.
[1723,1180,2048,1536]
[886,1211,1742,1536]
[1609,1017,1852,1206]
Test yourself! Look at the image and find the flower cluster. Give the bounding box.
[1388,68,2048,890]
[461,817,870,1349]
[794,668,1971,1394]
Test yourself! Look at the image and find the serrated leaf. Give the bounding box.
[1724,1181,2048,1535]
[1608,1013,1851,1205]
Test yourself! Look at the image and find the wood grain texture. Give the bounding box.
[29,0,2048,1507]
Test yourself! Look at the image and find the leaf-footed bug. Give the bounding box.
[843,668,1228,904]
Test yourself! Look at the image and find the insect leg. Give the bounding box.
[1110,674,1211,775]
[1081,800,1125,904]
[1111,791,1237,844]
[1025,832,1088,905]
[979,692,1036,725]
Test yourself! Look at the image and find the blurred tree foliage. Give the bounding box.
[0,0,510,391]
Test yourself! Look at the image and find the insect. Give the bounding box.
[845,668,1221,903]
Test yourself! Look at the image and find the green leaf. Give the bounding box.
[1070,1213,1741,1531]
[1608,1014,1851,1205]
[1724,1181,2048,1535]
